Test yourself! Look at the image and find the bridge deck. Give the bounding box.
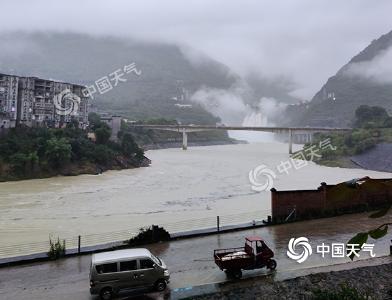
[129,124,352,132]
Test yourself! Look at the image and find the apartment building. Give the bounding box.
[0,73,89,129]
[0,74,19,128]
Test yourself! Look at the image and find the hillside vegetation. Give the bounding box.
[0,115,148,181]
[299,105,392,167]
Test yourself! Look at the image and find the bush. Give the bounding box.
[93,145,114,165]
[45,137,72,168]
[354,105,389,128]
[94,126,111,144]
[48,237,66,260]
[9,152,38,174]
[383,116,392,128]
[354,138,377,154]
[128,225,170,245]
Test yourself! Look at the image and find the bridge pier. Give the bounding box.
[289,129,293,154]
[182,129,188,150]
[128,123,350,153]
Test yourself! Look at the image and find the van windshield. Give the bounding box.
[151,254,162,266]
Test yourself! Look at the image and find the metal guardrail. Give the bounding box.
[0,209,270,259]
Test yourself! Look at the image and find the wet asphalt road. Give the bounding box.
[0,212,391,300]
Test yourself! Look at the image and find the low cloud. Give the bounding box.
[191,85,286,141]
[191,85,248,125]
[0,0,392,99]
[344,46,392,84]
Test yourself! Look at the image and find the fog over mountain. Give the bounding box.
[1,0,392,131]
[344,46,392,85]
[291,30,392,127]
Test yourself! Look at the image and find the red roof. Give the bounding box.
[246,236,263,242]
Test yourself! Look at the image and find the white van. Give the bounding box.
[89,249,170,300]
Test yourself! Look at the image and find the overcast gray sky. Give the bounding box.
[1,0,392,99]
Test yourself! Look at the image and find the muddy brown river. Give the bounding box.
[0,142,390,250]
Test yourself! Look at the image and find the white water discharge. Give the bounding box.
[0,142,390,246]
[229,111,275,142]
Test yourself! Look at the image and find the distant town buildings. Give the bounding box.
[0,73,89,129]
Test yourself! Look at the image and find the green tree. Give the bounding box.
[88,112,102,130]
[9,153,31,174]
[93,145,114,165]
[354,105,389,128]
[121,133,144,159]
[45,137,72,168]
[383,116,392,128]
[94,125,111,144]
[66,117,79,129]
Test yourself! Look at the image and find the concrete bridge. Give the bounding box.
[129,124,351,153]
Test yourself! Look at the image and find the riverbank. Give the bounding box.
[186,260,392,300]
[0,139,241,182]
[0,155,151,182]
[0,124,149,182]
[312,143,392,173]
[300,127,392,173]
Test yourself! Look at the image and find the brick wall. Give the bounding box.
[271,187,325,220]
[271,178,392,221]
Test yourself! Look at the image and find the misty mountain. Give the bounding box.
[244,73,300,105]
[0,32,239,124]
[289,30,392,127]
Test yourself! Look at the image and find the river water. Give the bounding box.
[0,142,390,247]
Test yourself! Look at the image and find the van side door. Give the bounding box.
[95,262,121,291]
[138,258,160,286]
[117,260,142,290]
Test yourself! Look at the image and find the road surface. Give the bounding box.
[0,212,391,300]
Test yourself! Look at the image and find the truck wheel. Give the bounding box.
[233,270,242,279]
[226,269,242,279]
[155,279,167,292]
[233,269,242,279]
[267,259,277,270]
[100,287,113,300]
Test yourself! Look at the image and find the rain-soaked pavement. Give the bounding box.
[0,212,391,300]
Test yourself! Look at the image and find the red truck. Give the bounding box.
[214,236,277,279]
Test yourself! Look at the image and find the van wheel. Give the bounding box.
[100,287,113,300]
[155,279,167,292]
